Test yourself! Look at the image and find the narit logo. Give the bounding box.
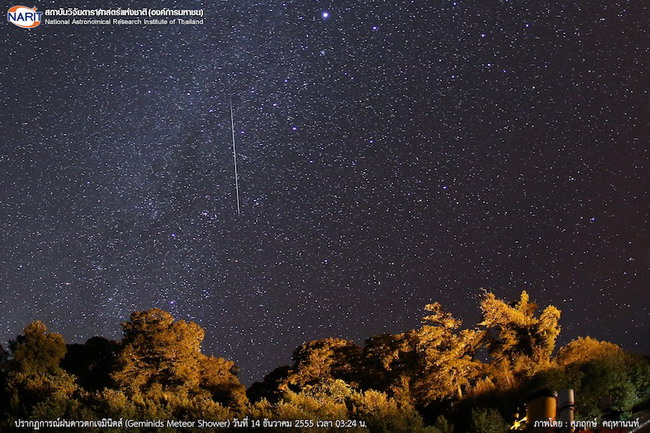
[7,5,43,28]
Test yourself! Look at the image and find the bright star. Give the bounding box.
[322,11,329,19]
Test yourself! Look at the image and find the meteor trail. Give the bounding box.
[229,94,241,217]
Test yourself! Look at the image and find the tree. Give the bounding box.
[555,337,623,367]
[362,332,418,402]
[0,343,8,381]
[412,303,484,403]
[198,354,248,410]
[286,338,363,389]
[3,322,79,418]
[361,303,484,407]
[0,343,9,418]
[533,337,650,419]
[0,343,8,369]
[249,380,353,433]
[350,388,438,433]
[10,322,67,374]
[469,407,508,433]
[479,291,561,380]
[248,365,291,403]
[61,336,119,391]
[111,308,247,415]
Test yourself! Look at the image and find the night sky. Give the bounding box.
[1,1,648,385]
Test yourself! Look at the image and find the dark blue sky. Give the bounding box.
[1,0,648,384]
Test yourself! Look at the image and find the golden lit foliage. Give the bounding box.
[287,338,362,388]
[11,322,68,374]
[0,292,648,432]
[4,322,79,418]
[415,303,485,402]
[361,302,485,405]
[479,291,561,377]
[536,337,650,418]
[251,379,438,433]
[250,380,353,432]
[555,336,623,367]
[349,388,438,433]
[111,308,246,414]
[113,309,205,392]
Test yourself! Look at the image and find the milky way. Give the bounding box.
[1,0,648,384]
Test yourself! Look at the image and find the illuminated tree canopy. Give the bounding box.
[0,292,648,433]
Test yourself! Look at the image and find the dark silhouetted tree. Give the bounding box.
[61,336,119,391]
[469,407,508,433]
[247,365,291,403]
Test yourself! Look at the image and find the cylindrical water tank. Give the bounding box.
[557,389,575,433]
[526,389,558,432]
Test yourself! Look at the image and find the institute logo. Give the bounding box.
[7,5,43,28]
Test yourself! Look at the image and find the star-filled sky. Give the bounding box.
[1,0,648,384]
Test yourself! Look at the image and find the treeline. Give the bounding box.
[0,291,649,432]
